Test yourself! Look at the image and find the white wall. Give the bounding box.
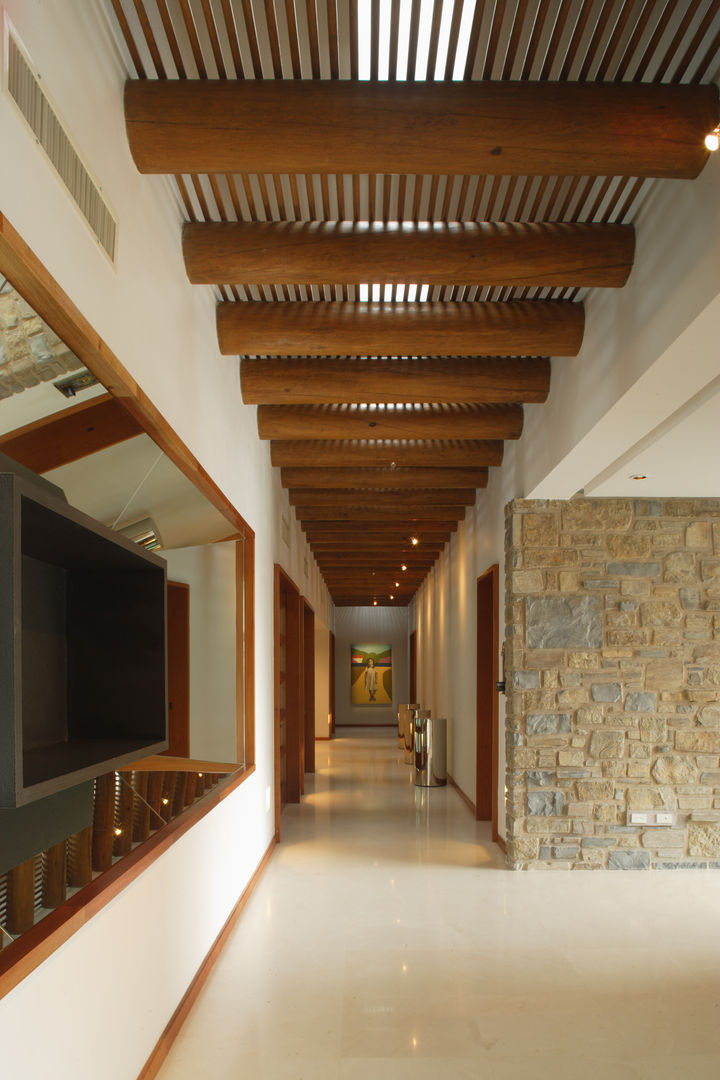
[0,1,330,1073]
[334,607,409,727]
[163,542,238,762]
[411,121,720,843]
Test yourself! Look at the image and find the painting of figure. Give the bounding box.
[351,644,392,705]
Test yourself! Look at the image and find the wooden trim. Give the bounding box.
[495,834,507,855]
[315,736,331,741]
[0,766,255,1002]
[121,756,241,773]
[137,835,276,1080]
[447,773,476,816]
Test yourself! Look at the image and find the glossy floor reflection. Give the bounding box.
[157,729,720,1079]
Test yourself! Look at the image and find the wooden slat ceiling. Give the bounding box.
[110,0,720,606]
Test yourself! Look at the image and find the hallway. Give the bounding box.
[158,730,720,1079]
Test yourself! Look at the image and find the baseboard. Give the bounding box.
[446,773,476,815]
[137,835,276,1079]
[315,735,331,741]
[494,832,507,853]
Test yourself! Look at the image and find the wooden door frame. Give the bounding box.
[165,581,190,757]
[274,565,303,832]
[476,564,500,841]
[329,631,335,735]
[302,600,315,774]
[409,630,417,702]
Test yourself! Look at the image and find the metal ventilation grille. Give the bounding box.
[6,33,117,262]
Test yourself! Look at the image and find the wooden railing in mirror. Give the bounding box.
[0,213,256,998]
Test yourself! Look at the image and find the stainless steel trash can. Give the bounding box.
[413,712,447,787]
[398,703,419,750]
[403,705,420,763]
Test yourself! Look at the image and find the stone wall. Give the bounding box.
[505,497,720,870]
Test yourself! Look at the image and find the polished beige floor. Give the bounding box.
[158,729,720,1079]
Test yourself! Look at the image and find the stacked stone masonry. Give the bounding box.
[505,497,720,871]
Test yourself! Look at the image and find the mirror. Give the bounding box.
[0,272,250,769]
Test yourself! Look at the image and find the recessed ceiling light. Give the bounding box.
[630,473,648,480]
[401,564,407,571]
[705,126,720,152]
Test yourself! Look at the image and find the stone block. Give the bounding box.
[507,748,538,769]
[608,850,651,869]
[680,588,702,610]
[589,730,624,759]
[584,578,619,590]
[693,641,720,662]
[526,770,554,787]
[566,803,593,817]
[686,522,711,550]
[596,804,619,822]
[522,512,559,547]
[527,791,565,816]
[607,561,661,578]
[557,768,590,779]
[512,670,541,690]
[557,688,587,705]
[645,659,684,690]
[513,570,545,593]
[640,601,684,627]
[676,731,720,753]
[527,713,572,735]
[507,837,539,861]
[591,682,621,702]
[639,716,666,743]
[688,822,720,856]
[576,706,604,727]
[607,629,649,646]
[701,560,720,582]
[559,571,581,592]
[607,534,653,559]
[562,500,633,531]
[526,594,603,649]
[552,845,580,860]
[627,786,663,810]
[577,779,614,800]
[625,691,658,712]
[568,651,602,671]
[663,552,697,584]
[678,794,713,810]
[559,671,581,687]
[640,828,686,849]
[525,818,571,834]
[558,749,584,766]
[627,761,651,778]
[651,754,698,784]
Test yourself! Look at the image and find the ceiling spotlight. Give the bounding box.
[410,536,419,546]
[394,581,400,587]
[373,599,378,606]
[401,564,408,571]
[630,473,648,480]
[390,594,395,600]
[705,126,720,152]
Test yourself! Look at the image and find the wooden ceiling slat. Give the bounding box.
[201,0,228,77]
[189,175,211,220]
[270,438,504,468]
[185,219,634,286]
[424,0,445,81]
[653,0,704,82]
[176,0,207,78]
[612,0,656,82]
[218,0,244,78]
[406,0,423,81]
[174,174,196,221]
[217,298,585,358]
[241,355,551,405]
[131,0,166,79]
[520,0,551,79]
[443,0,466,80]
[594,1,640,83]
[111,0,147,78]
[306,0,323,78]
[693,22,720,83]
[238,0,263,78]
[349,0,359,79]
[502,0,531,80]
[261,0,283,77]
[280,466,489,488]
[326,0,340,79]
[483,3,506,80]
[539,0,573,81]
[672,2,720,84]
[463,0,487,79]
[631,0,675,82]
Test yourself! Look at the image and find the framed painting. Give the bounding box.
[351,644,392,706]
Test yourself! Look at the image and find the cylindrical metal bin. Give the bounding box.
[398,703,419,750]
[403,705,420,763]
[413,712,447,787]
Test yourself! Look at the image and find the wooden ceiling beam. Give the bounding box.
[184,221,634,287]
[242,356,550,405]
[0,393,143,474]
[289,489,477,507]
[309,542,444,554]
[125,79,717,179]
[281,466,488,488]
[271,440,503,468]
[219,300,584,358]
[260,403,522,441]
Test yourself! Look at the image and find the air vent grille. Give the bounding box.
[6,32,117,261]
